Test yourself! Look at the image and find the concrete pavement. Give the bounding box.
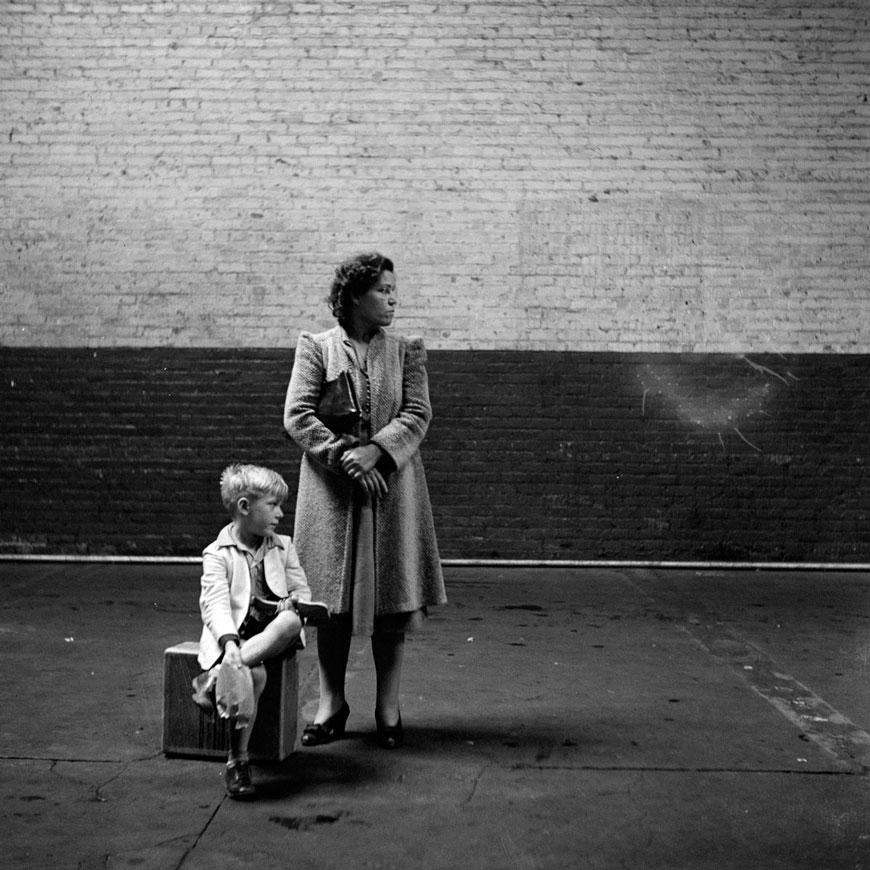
[2,563,869,869]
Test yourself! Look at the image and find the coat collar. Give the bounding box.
[338,323,385,347]
[215,523,284,555]
[337,324,386,370]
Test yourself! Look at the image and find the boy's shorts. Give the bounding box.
[238,598,277,640]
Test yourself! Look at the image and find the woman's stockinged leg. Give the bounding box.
[372,631,405,727]
[314,620,353,724]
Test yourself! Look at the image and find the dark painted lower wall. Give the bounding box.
[2,348,869,562]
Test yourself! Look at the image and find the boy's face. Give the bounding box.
[239,493,284,538]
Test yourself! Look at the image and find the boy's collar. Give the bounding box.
[216,523,284,553]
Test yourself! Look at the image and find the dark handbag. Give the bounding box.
[316,370,361,433]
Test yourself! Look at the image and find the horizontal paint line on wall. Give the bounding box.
[0,554,868,573]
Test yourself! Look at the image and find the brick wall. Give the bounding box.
[2,0,868,352]
[2,347,869,561]
[2,2,868,561]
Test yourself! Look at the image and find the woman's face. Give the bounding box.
[354,270,397,330]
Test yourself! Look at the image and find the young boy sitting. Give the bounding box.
[193,463,312,799]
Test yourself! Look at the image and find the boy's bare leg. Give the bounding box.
[225,663,266,798]
[239,611,303,666]
[228,664,267,761]
[223,612,301,788]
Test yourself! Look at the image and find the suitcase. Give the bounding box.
[162,641,298,761]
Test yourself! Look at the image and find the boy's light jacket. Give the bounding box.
[284,326,446,618]
[198,524,311,669]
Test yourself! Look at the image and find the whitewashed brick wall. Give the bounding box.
[1,0,868,351]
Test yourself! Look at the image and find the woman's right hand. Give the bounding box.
[340,443,384,477]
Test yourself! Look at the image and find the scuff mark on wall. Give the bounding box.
[638,355,797,453]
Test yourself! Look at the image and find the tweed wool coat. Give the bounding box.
[284,326,446,617]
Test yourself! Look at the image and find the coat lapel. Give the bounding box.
[263,542,289,598]
[366,331,399,432]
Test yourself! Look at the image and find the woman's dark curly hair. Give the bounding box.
[328,252,395,323]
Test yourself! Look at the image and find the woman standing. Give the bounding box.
[284,252,447,748]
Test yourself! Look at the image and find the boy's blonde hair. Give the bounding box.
[219,464,289,514]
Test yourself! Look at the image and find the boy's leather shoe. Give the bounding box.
[225,761,256,800]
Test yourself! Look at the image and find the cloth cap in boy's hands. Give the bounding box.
[216,661,255,729]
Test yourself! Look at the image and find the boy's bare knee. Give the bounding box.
[276,609,303,639]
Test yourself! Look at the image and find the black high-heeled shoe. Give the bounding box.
[301,701,350,746]
[375,712,403,749]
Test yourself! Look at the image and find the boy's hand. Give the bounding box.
[223,640,243,668]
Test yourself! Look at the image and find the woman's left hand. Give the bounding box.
[341,444,384,478]
[358,468,389,498]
